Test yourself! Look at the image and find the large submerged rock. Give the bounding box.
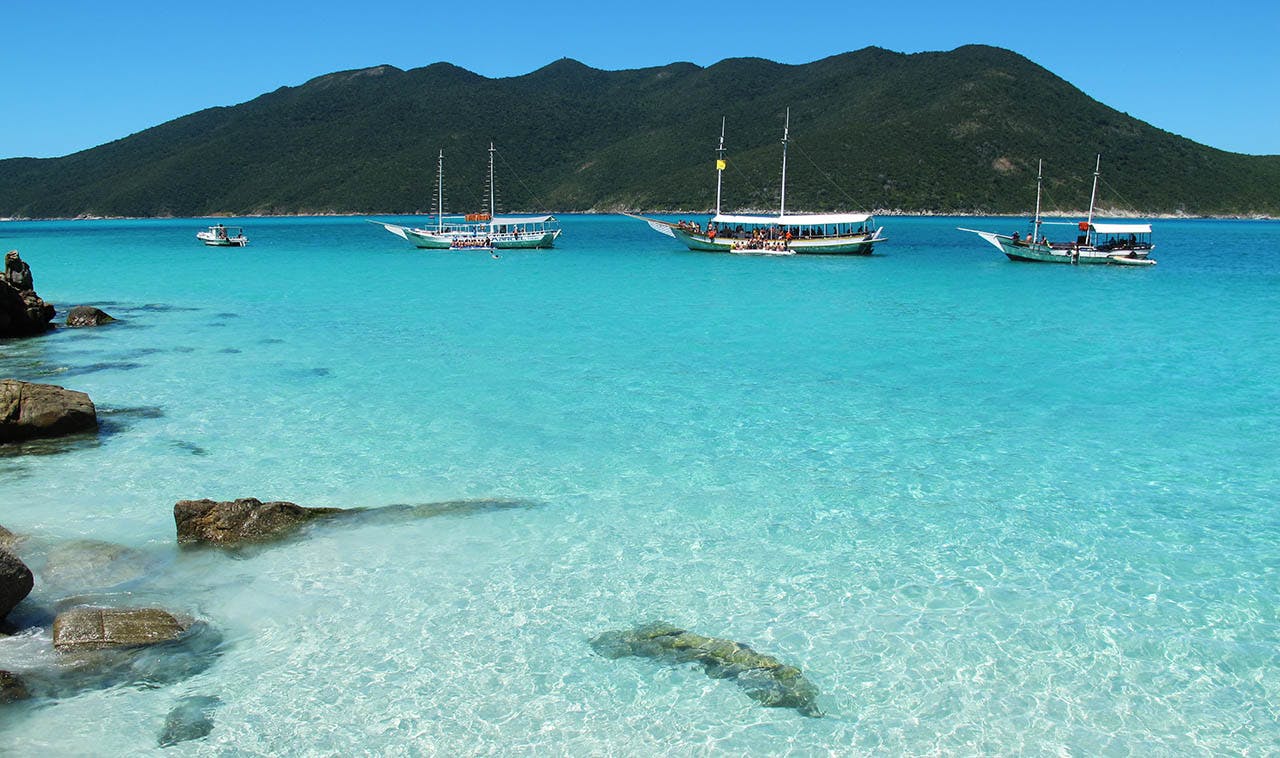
[174,498,344,546]
[0,250,55,337]
[590,622,822,717]
[53,606,190,652]
[0,547,34,622]
[175,497,533,547]
[158,695,222,747]
[65,305,116,327]
[0,380,98,443]
[0,670,30,703]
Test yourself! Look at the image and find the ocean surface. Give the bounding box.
[0,215,1277,754]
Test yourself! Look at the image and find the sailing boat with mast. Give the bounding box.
[628,110,885,255]
[959,155,1156,266]
[370,144,561,250]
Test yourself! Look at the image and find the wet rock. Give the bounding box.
[0,524,17,551]
[0,547,34,621]
[53,606,190,652]
[174,497,534,547]
[40,539,156,595]
[174,498,344,546]
[0,670,30,703]
[158,695,221,746]
[0,250,55,337]
[0,380,98,443]
[590,622,822,717]
[65,305,117,327]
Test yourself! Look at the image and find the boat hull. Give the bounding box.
[669,226,877,255]
[493,229,560,249]
[963,230,1155,266]
[196,233,247,247]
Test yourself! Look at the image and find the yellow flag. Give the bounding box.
[716,160,726,170]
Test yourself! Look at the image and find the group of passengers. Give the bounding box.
[451,236,492,249]
[730,238,790,252]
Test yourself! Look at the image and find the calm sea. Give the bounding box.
[1,215,1277,753]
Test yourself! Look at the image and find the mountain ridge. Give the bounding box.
[2,45,1277,218]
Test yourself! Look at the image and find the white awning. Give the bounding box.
[1090,223,1152,234]
[712,212,871,226]
[490,215,556,225]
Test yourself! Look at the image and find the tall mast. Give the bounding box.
[1085,153,1101,242]
[715,117,726,217]
[436,149,444,232]
[1032,158,1043,243]
[779,108,790,217]
[488,142,496,219]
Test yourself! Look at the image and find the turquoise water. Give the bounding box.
[1,215,1278,753]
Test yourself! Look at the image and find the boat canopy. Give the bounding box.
[1090,223,1152,234]
[712,212,871,226]
[491,215,556,224]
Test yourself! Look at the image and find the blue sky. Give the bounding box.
[3,0,1277,158]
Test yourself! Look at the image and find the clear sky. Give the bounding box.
[3,0,1277,159]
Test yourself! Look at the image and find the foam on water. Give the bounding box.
[1,216,1277,753]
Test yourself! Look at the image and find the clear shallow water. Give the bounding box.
[0,215,1278,754]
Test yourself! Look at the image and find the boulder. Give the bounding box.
[174,498,343,546]
[0,670,30,703]
[590,622,822,717]
[0,250,55,337]
[0,380,98,443]
[0,548,34,621]
[158,695,221,746]
[65,305,116,327]
[52,606,190,652]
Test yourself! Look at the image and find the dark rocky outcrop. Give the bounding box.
[0,380,98,443]
[158,695,222,746]
[175,497,533,547]
[0,251,55,337]
[53,606,190,652]
[174,498,344,546]
[590,622,822,717]
[64,305,116,327]
[0,670,30,703]
[0,547,34,621]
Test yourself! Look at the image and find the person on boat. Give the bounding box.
[1011,231,1021,243]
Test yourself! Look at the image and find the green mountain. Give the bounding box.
[2,45,1278,218]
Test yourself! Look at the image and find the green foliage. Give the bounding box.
[2,46,1277,217]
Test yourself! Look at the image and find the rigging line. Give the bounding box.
[725,158,773,208]
[790,137,866,210]
[1098,175,1142,217]
[495,148,549,213]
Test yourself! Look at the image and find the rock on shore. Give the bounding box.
[0,380,98,443]
[0,250,55,337]
[590,621,823,717]
[0,546,34,621]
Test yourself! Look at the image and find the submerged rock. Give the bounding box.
[0,547,34,621]
[0,524,18,551]
[39,539,158,595]
[0,250,55,337]
[174,497,534,547]
[158,694,222,747]
[174,498,344,546]
[65,305,117,327]
[0,380,98,444]
[590,622,822,717]
[53,606,190,652]
[0,669,30,703]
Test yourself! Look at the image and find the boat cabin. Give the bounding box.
[1089,222,1153,251]
[709,212,874,240]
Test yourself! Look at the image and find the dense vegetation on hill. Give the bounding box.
[2,45,1278,218]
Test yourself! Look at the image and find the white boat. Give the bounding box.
[960,156,1156,266]
[196,224,247,247]
[371,145,561,250]
[630,111,885,255]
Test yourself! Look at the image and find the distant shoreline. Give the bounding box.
[2,209,1277,222]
